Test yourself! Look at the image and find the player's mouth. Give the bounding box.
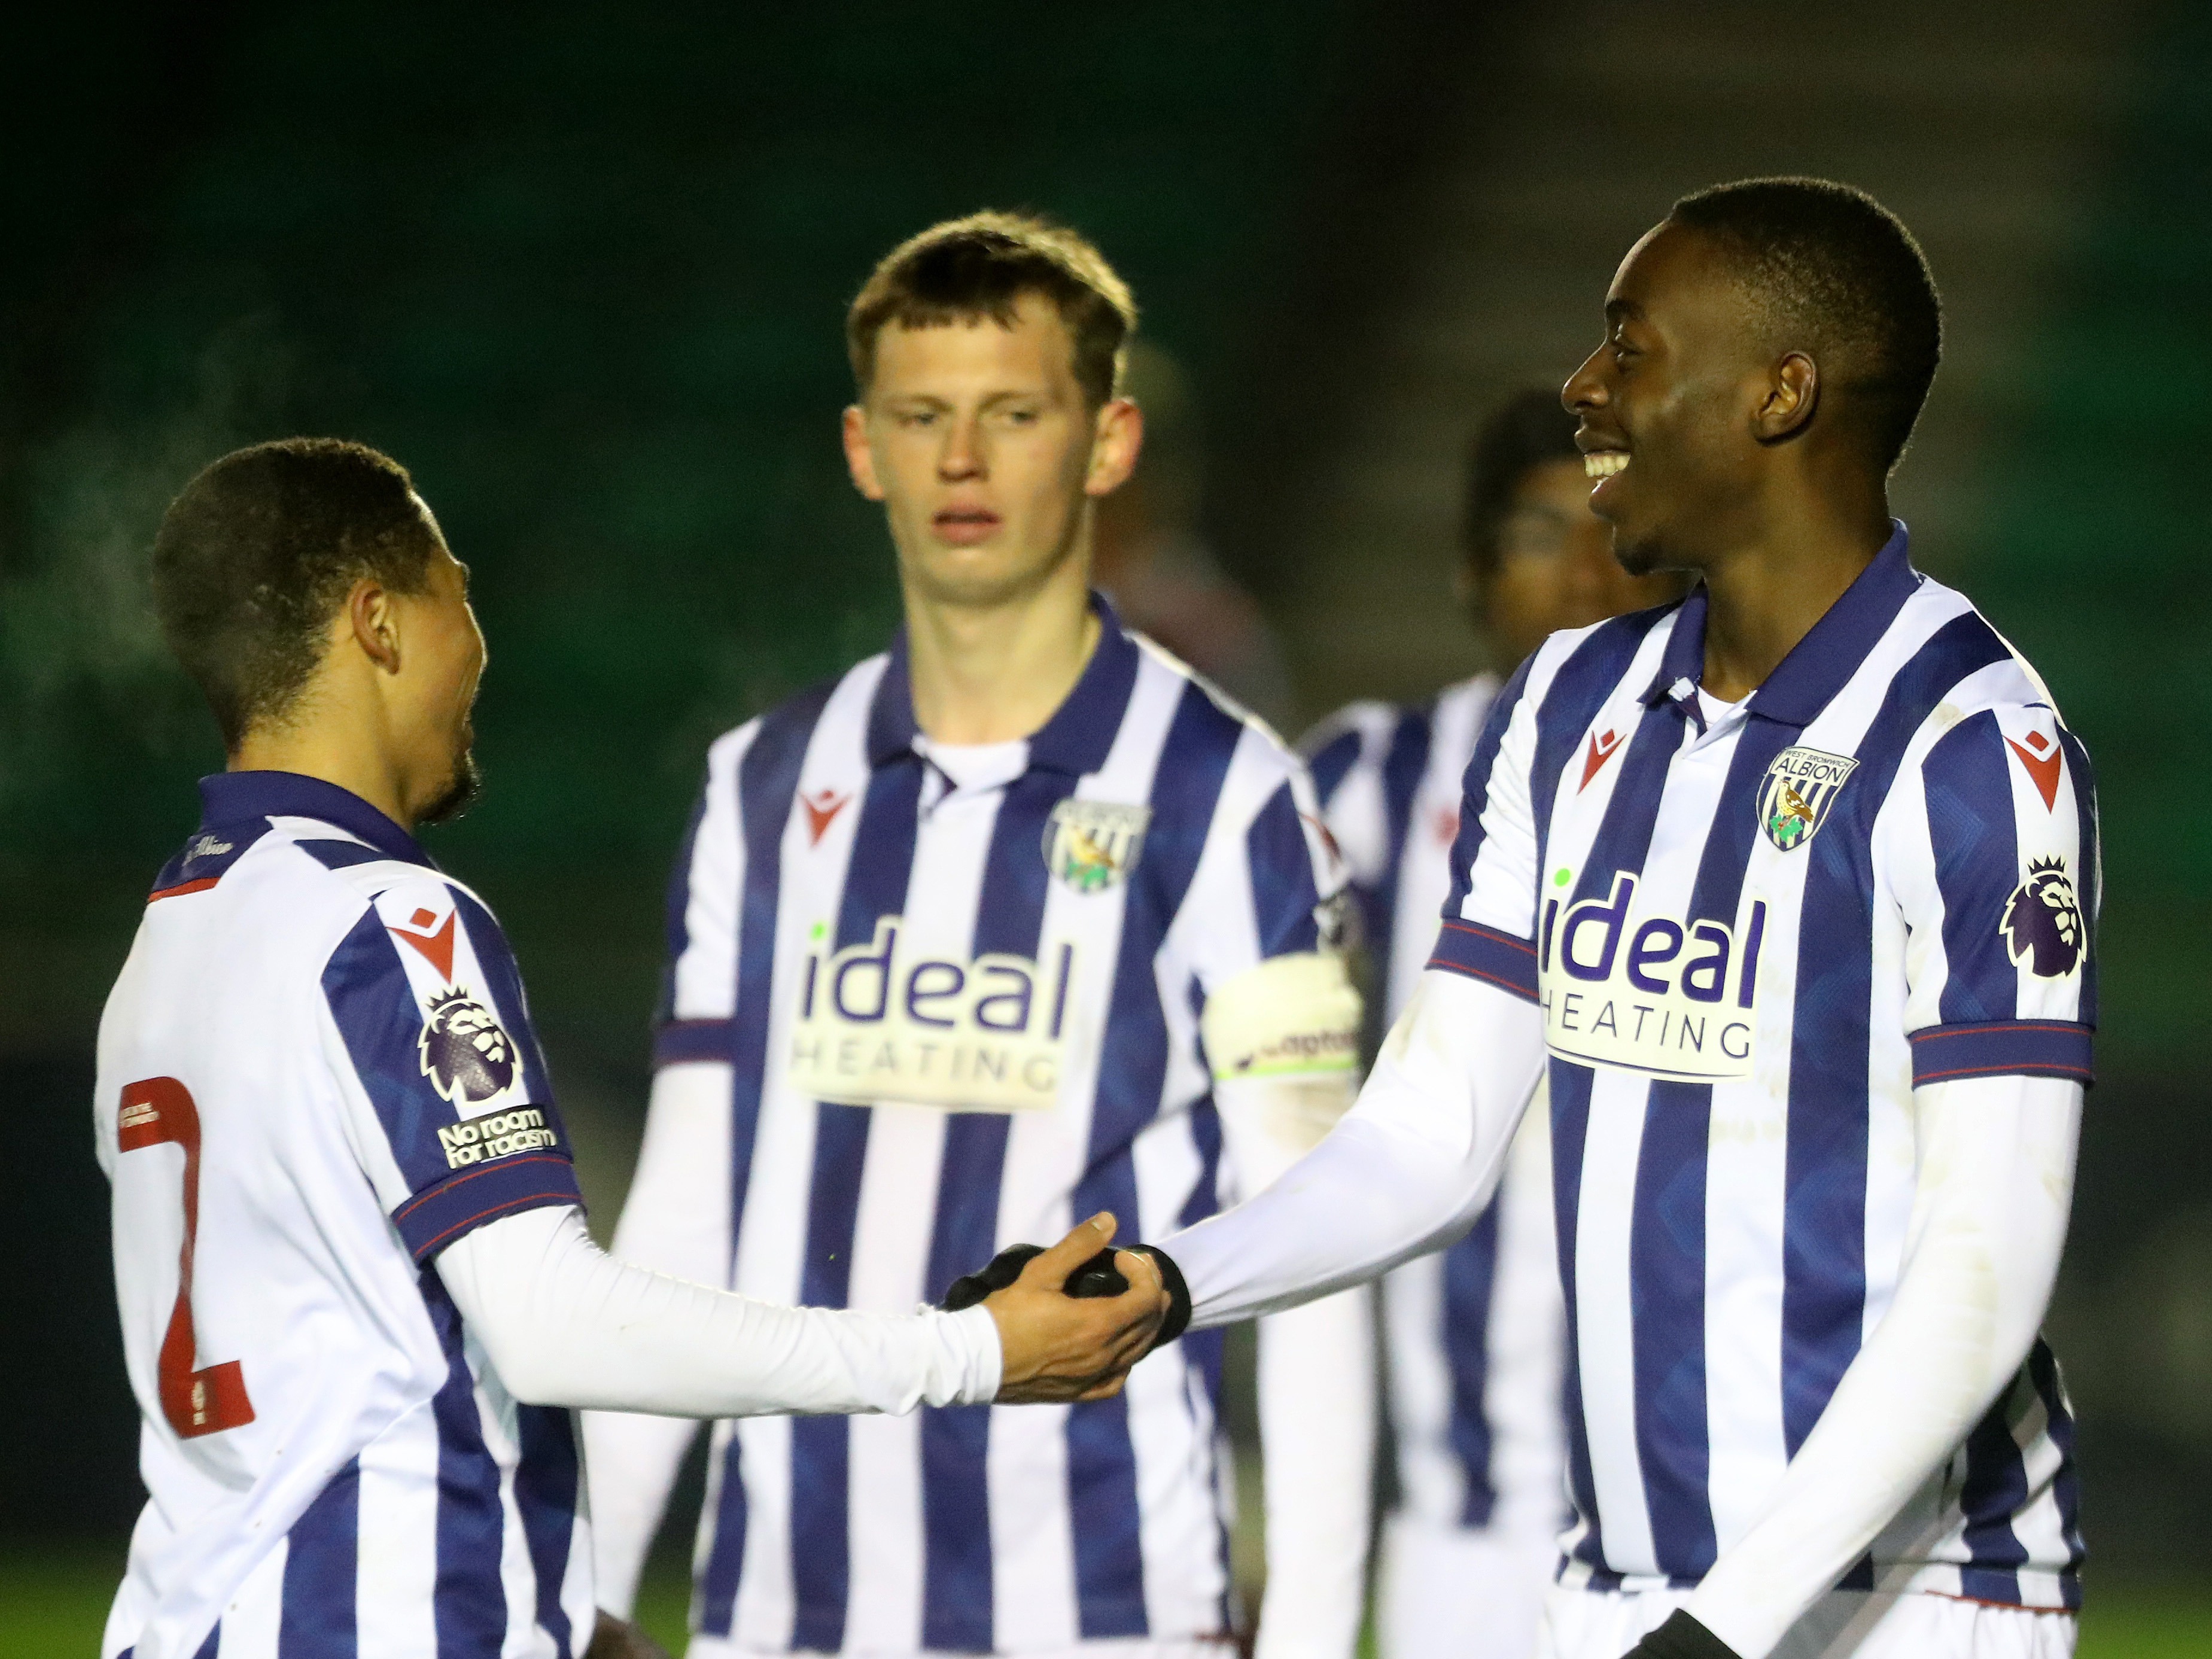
[933,507,1002,546]
[1583,450,1629,479]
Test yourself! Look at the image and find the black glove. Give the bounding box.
[939,1241,1192,1354]
[1623,1612,1739,1659]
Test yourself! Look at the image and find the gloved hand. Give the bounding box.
[942,1240,1191,1351]
[1622,1612,1739,1659]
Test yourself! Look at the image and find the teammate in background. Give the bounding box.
[102,439,1163,1659]
[1151,177,2096,1659]
[583,215,1370,1659]
[1302,389,1684,1659]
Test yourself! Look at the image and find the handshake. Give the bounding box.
[950,1212,1191,1404]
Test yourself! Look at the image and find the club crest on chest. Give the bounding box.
[1757,747,1859,852]
[1043,798,1151,893]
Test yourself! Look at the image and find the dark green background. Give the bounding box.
[2,0,2204,1584]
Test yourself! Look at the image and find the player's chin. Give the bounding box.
[420,750,483,826]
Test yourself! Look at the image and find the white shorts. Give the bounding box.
[1536,1585,2077,1659]
[686,1640,1236,1659]
[1377,1511,1556,1659]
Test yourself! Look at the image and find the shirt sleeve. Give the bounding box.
[1427,653,1544,1002]
[318,872,582,1263]
[1890,701,2097,1088]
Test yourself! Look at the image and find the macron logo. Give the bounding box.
[2005,729,2062,812]
[802,789,851,846]
[1579,728,1624,792]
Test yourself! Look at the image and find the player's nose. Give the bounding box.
[1563,348,1609,415]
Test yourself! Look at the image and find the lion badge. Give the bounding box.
[2000,857,2085,979]
[419,990,519,1106]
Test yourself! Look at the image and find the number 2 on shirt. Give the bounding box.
[117,1077,256,1438]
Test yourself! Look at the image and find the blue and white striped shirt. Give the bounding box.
[644,598,1342,1652]
[1428,526,2093,1608]
[99,771,591,1659]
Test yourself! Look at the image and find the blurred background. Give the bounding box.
[3,1,2205,1650]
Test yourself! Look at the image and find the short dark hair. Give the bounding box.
[1669,176,1942,473]
[847,211,1137,410]
[151,437,441,749]
[1464,386,1585,579]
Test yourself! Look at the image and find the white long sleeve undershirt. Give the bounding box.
[439,1173,1000,1618]
[1162,967,2081,1659]
[1215,1071,1375,1659]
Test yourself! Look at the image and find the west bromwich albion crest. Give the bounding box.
[1757,747,1858,851]
[1044,799,1150,893]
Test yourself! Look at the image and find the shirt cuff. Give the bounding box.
[1908,1019,2093,1087]
[392,1152,584,1262]
[1427,918,1539,1002]
[653,1017,735,1067]
[945,1303,1003,1405]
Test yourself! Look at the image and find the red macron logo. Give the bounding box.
[802,789,851,846]
[2005,729,2062,812]
[391,906,457,982]
[1580,729,1623,792]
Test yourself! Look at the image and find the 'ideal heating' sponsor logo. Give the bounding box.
[437,1107,558,1169]
[1538,873,1767,1081]
[786,917,1074,1112]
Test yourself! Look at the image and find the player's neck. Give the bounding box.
[1697,492,1893,703]
[902,553,1100,746]
[229,693,418,833]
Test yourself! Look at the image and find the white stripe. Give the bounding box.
[1575,1066,1654,1575]
[357,1404,441,1659]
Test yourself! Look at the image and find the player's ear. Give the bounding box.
[1753,351,1819,444]
[1084,397,1142,498]
[841,404,886,501]
[348,577,402,674]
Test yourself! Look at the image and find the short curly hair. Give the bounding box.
[151,437,440,749]
[847,211,1137,410]
[1670,176,1942,473]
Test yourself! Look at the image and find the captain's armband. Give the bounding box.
[1200,952,1362,1083]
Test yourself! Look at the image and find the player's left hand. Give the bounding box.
[1620,1611,1738,1659]
[584,1610,673,1659]
[981,1213,1170,1404]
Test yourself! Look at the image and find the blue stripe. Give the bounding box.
[2029,1338,2088,1605]
[1783,614,2012,1458]
[1546,1061,1607,1573]
[1555,674,1718,1576]
[450,891,557,1104]
[295,838,384,872]
[422,1272,507,1658]
[1925,712,2023,1024]
[1246,780,1323,955]
[1306,725,1364,805]
[1909,1020,2093,1086]
[919,762,1084,1652]
[1441,1198,1501,1527]
[697,684,836,1637]
[322,913,454,1192]
[789,742,926,1651]
[279,1458,359,1657]
[1956,1368,2033,1604]
[696,1431,749,1640]
[516,1405,581,1658]
[2055,726,2099,1028]
[1067,680,1243,1637]
[1630,1077,1716,1576]
[1370,706,1432,974]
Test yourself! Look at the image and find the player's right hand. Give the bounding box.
[984,1213,1168,1404]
